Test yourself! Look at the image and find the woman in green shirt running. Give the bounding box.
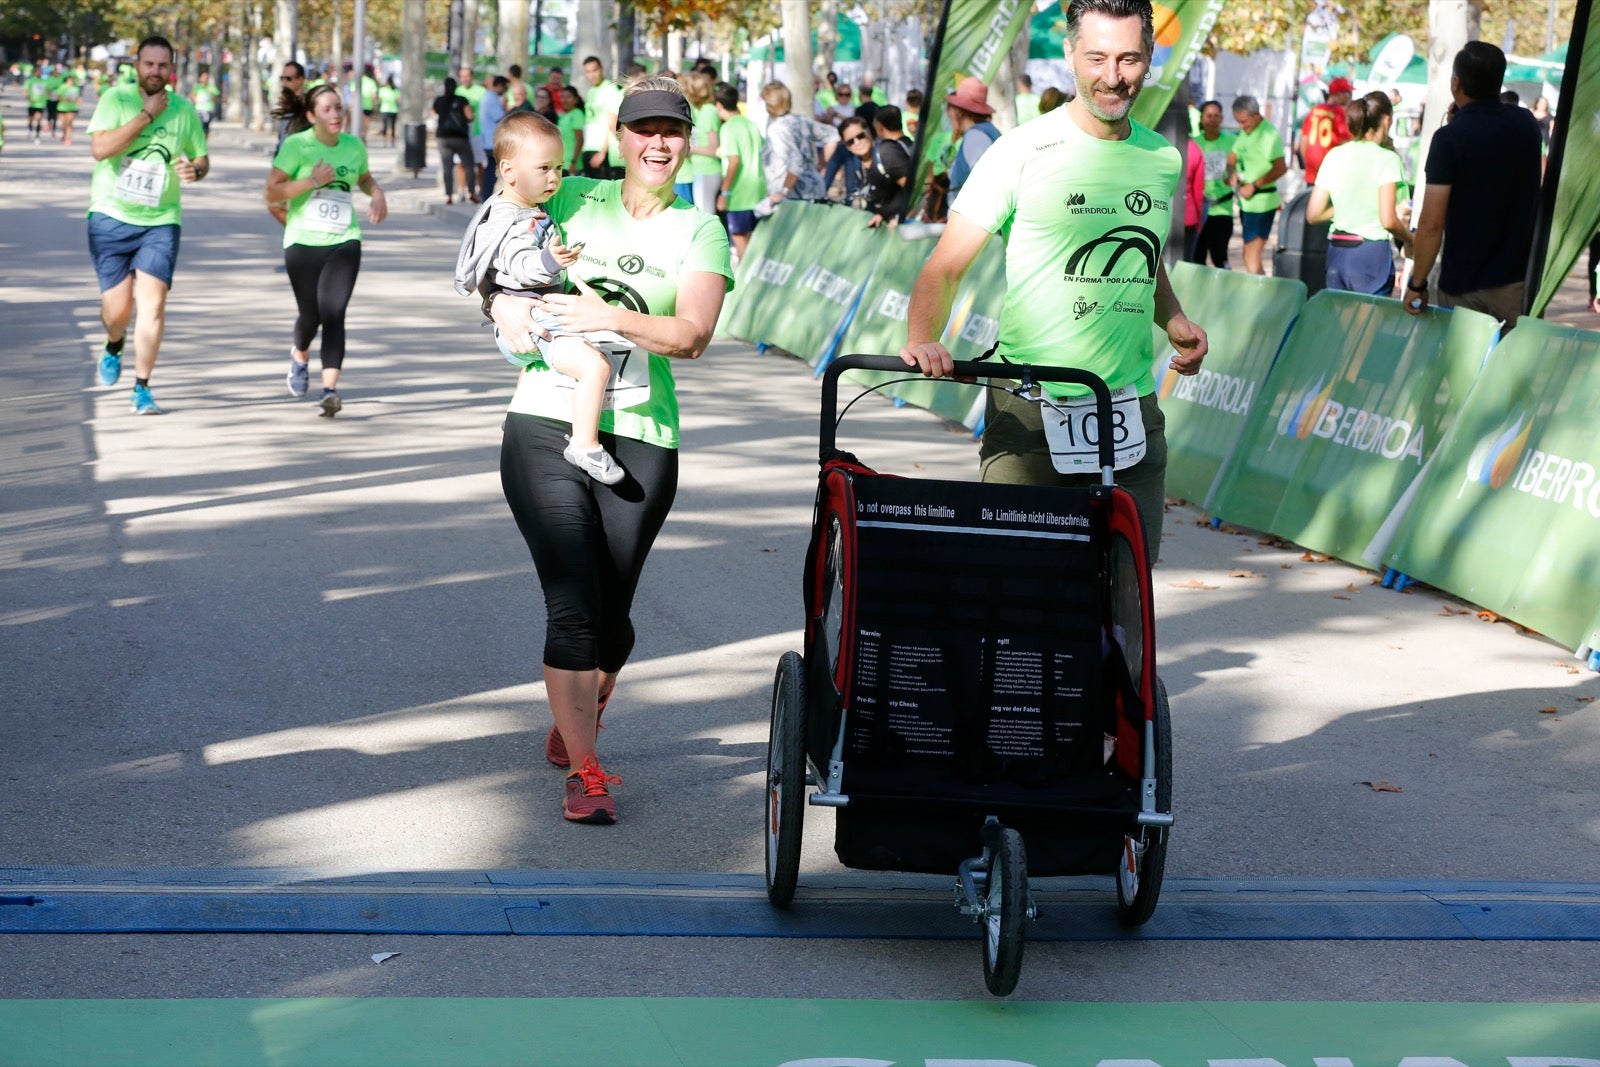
[264,84,388,416]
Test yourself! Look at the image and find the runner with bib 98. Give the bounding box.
[898,0,1207,565]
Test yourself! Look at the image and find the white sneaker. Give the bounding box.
[562,442,625,485]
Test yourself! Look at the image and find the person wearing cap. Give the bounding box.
[1298,76,1353,185]
[943,76,1001,199]
[898,0,1208,567]
[484,75,733,826]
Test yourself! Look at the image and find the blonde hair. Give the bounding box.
[494,109,562,163]
[683,70,713,106]
[760,81,791,116]
[624,73,687,99]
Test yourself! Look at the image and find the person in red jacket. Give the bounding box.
[1298,76,1353,184]
[1183,134,1205,260]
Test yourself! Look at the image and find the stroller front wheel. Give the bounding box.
[765,651,807,908]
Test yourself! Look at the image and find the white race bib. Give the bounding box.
[1039,382,1147,472]
[305,187,353,234]
[1203,149,1229,181]
[502,331,651,419]
[114,156,166,207]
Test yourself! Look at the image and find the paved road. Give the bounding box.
[1,102,1598,1058]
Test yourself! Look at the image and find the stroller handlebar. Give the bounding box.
[820,353,1118,475]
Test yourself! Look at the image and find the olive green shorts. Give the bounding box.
[978,385,1168,565]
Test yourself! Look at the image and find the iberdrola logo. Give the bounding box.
[1157,363,1180,399]
[1458,414,1533,497]
[1147,3,1185,79]
[1276,376,1338,440]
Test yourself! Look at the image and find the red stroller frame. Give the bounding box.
[763,355,1173,996]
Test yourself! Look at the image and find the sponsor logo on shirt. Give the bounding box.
[1125,190,1152,215]
[1065,225,1162,282]
[1072,298,1102,320]
[618,254,644,275]
[1112,300,1144,313]
[583,276,649,315]
[1064,192,1086,206]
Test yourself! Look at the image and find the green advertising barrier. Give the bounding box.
[715,202,808,343]
[1381,318,1600,651]
[1207,293,1498,564]
[714,201,886,365]
[887,235,1008,428]
[1151,263,1308,504]
[835,228,942,399]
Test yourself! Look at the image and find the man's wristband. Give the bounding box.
[1406,278,1428,292]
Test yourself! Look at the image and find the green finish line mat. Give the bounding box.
[1,999,1596,1067]
[4,868,1600,940]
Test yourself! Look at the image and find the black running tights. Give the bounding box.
[284,239,362,371]
[500,413,678,673]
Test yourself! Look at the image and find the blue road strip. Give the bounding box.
[4,867,1600,939]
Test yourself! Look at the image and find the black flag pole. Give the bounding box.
[903,0,953,221]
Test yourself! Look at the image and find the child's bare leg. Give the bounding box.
[545,336,611,450]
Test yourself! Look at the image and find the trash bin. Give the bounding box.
[1272,189,1330,296]
[403,122,427,176]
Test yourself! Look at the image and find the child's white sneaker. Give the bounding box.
[563,442,625,485]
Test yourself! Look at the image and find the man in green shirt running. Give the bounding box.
[581,55,626,179]
[713,81,764,261]
[1227,94,1286,275]
[899,0,1208,563]
[85,35,210,415]
[24,70,49,141]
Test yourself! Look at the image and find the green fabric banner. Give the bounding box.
[1532,0,1599,316]
[1382,318,1600,650]
[888,235,1008,427]
[1208,294,1498,564]
[715,202,887,363]
[1130,0,1227,129]
[1151,263,1307,505]
[836,230,944,398]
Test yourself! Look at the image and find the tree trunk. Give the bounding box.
[817,0,838,78]
[463,0,481,70]
[331,3,343,83]
[275,0,297,74]
[499,0,528,79]
[782,0,815,115]
[1412,0,1478,282]
[667,30,684,74]
[989,20,1030,132]
[573,0,613,82]
[227,9,247,123]
[618,2,636,71]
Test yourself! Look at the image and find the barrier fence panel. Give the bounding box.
[887,236,1007,428]
[1207,293,1498,565]
[1381,319,1600,652]
[717,202,887,364]
[836,229,944,398]
[715,203,806,343]
[1152,264,1307,505]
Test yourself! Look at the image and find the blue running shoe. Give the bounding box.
[287,355,309,398]
[318,389,342,417]
[130,384,163,415]
[98,348,122,386]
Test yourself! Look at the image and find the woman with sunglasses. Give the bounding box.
[482,76,732,825]
[265,84,388,416]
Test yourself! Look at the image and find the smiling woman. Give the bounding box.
[482,73,734,826]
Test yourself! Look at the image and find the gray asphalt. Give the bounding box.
[2,102,1598,1002]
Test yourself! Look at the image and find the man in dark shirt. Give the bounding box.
[1406,41,1542,328]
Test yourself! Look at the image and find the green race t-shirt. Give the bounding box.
[506,177,734,448]
[1196,129,1236,217]
[46,73,64,101]
[457,83,487,137]
[57,82,82,112]
[716,113,764,211]
[1313,139,1404,242]
[272,129,369,248]
[378,85,399,114]
[557,108,585,167]
[1230,119,1284,213]
[86,86,208,227]
[584,80,625,167]
[25,77,48,108]
[360,75,378,111]
[191,83,219,114]
[951,107,1180,398]
[689,101,722,178]
[1015,92,1040,125]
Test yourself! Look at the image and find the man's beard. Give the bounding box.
[1082,79,1141,123]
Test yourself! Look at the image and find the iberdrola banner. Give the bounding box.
[1129,0,1226,128]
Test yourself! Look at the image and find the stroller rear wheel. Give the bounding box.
[765,651,807,907]
[1115,674,1171,926]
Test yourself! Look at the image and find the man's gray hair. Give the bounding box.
[1231,94,1261,116]
[1065,0,1156,56]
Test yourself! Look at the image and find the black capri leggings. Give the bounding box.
[501,412,678,672]
[284,240,362,370]
[1190,213,1233,268]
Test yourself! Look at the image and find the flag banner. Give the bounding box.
[1129,0,1227,128]
[1531,0,1599,316]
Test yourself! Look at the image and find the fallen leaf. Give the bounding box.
[1358,780,1403,793]
[1193,518,1208,526]
[1477,610,1501,623]
[1577,696,1596,704]
[1436,608,1457,617]
[1301,551,1334,563]
[1387,645,1403,650]
[1300,551,1314,561]
[912,463,925,470]
[1345,583,1359,592]
[1552,662,1580,675]
[761,547,776,553]
[1169,578,1219,590]
[1257,536,1276,546]
[1229,569,1265,579]
[1539,706,1560,715]
[1279,562,1293,569]
[1331,594,1351,600]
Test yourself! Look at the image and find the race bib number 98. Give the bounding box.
[306,188,353,234]
[1040,383,1147,472]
